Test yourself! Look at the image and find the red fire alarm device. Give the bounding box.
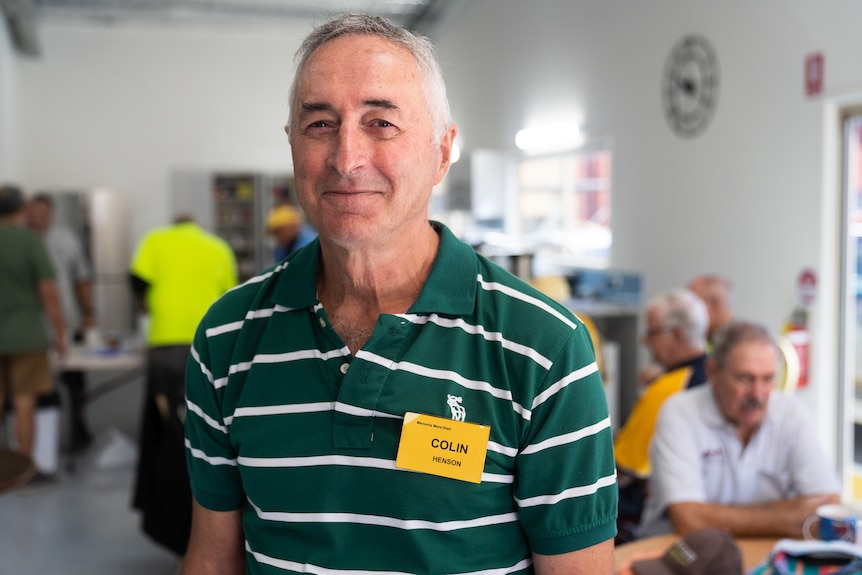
[805,52,824,97]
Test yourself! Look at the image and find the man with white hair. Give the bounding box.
[614,288,709,542]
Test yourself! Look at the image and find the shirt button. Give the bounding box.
[340,363,350,375]
[319,317,327,328]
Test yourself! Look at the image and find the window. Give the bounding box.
[518,149,612,266]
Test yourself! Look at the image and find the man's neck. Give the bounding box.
[0,214,23,226]
[316,222,440,353]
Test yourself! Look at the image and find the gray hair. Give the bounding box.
[711,321,776,369]
[647,288,709,348]
[287,13,452,145]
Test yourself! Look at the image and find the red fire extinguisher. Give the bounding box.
[780,307,809,391]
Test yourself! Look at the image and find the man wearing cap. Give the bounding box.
[640,321,840,538]
[266,203,317,262]
[0,184,67,477]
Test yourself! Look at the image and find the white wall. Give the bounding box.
[0,16,17,181]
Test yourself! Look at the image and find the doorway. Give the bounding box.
[840,109,862,499]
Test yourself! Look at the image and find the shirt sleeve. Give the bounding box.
[514,323,618,554]
[184,315,246,511]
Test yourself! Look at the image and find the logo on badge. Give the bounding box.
[447,394,466,421]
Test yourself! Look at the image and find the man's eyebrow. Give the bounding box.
[298,99,399,114]
[364,99,398,110]
[299,102,333,114]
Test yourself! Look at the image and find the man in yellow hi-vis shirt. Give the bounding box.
[129,214,237,561]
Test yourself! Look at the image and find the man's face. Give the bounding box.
[708,340,777,436]
[642,307,679,368]
[26,201,52,234]
[287,34,455,247]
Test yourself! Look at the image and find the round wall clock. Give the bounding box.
[662,35,720,138]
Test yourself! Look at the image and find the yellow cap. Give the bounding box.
[266,205,302,233]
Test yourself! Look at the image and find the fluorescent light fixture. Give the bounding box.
[515,121,583,151]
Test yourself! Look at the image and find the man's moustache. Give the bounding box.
[740,397,765,410]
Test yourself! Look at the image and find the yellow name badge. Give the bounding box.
[395,412,491,484]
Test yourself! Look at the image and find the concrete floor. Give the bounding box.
[0,430,178,574]
[0,361,180,575]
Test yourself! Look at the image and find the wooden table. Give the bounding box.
[0,447,36,494]
[615,533,779,573]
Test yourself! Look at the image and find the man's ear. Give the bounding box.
[705,356,717,381]
[433,124,458,186]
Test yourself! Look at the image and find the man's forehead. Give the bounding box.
[726,341,778,364]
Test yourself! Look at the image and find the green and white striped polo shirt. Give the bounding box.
[185,223,618,575]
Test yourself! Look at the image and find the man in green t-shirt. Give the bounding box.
[181,13,617,575]
[0,184,66,481]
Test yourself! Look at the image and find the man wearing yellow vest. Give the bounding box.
[614,288,709,543]
[129,214,237,561]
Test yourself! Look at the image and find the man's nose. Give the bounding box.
[328,125,367,176]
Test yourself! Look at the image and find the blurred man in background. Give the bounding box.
[614,288,709,542]
[0,184,67,483]
[265,202,317,262]
[688,274,735,346]
[641,321,839,537]
[129,213,237,561]
[26,193,96,451]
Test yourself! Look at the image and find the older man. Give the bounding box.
[26,193,96,451]
[640,321,839,537]
[614,288,709,541]
[181,13,617,575]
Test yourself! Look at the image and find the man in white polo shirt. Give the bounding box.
[639,320,840,538]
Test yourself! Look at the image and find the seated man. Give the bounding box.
[614,288,709,541]
[640,321,840,538]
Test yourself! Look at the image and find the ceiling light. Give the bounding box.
[515,121,583,152]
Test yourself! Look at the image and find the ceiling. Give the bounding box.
[2,0,456,57]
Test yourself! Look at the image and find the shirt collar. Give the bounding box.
[271,222,477,315]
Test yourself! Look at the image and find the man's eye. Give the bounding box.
[308,120,330,129]
[372,120,395,128]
